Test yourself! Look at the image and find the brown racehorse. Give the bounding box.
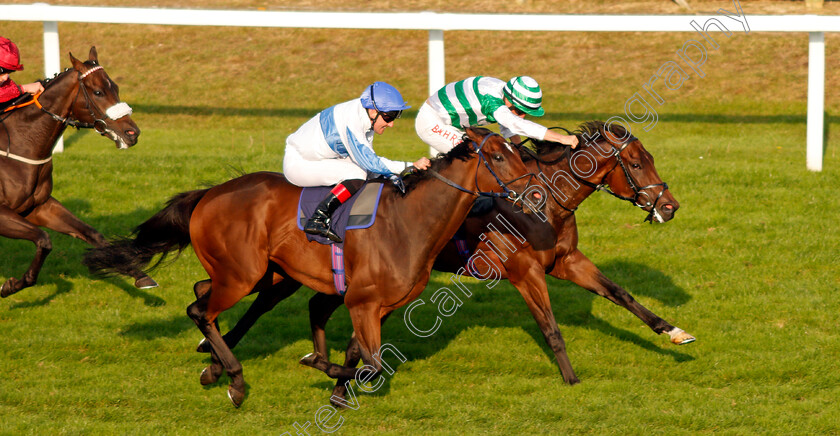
[0,47,156,298]
[196,121,694,404]
[83,127,532,407]
[321,121,694,402]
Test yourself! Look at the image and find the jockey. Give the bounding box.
[284,81,431,243]
[415,75,578,154]
[0,36,44,105]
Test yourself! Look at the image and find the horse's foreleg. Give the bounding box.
[329,334,362,408]
[298,293,357,380]
[0,208,52,297]
[330,312,396,407]
[25,197,157,289]
[308,292,346,358]
[551,249,695,345]
[508,262,580,385]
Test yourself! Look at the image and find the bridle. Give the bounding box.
[35,63,133,136]
[577,131,669,223]
[1,63,133,165]
[426,132,526,202]
[520,127,670,223]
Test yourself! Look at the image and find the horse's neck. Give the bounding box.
[389,157,479,252]
[39,72,78,120]
[23,72,77,151]
[535,156,593,221]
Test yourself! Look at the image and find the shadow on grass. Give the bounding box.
[0,199,168,308]
[112,258,694,399]
[5,275,74,310]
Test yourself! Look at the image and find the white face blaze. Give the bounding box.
[100,102,134,149]
[105,102,132,120]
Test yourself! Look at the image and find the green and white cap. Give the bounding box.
[503,76,544,117]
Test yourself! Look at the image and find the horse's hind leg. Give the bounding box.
[552,249,695,345]
[196,277,303,353]
[24,197,158,289]
[186,282,248,407]
[0,208,52,297]
[191,280,223,385]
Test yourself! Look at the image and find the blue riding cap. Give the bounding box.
[360,81,411,112]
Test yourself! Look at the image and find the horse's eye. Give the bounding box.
[493,154,504,162]
[93,90,103,96]
[631,163,642,169]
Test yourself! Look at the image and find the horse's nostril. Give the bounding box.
[663,204,674,210]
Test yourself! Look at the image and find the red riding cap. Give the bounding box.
[0,37,24,71]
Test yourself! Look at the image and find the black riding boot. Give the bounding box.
[304,193,344,243]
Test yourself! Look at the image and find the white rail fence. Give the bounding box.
[1,3,835,170]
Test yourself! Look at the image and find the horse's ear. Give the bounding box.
[69,51,83,71]
[88,46,98,62]
[464,126,479,143]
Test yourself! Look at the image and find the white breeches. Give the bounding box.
[415,103,466,155]
[283,142,367,187]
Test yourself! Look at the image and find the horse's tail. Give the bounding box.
[83,188,211,277]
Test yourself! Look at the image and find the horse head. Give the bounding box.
[462,126,531,203]
[572,121,679,223]
[68,47,139,149]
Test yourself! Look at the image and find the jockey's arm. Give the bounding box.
[20,82,44,94]
[542,129,579,148]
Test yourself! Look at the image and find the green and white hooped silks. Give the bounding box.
[503,76,545,117]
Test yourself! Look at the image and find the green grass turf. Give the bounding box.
[2,2,840,434]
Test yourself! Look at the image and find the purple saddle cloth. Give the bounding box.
[297,182,385,245]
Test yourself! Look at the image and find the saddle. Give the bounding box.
[297,181,386,296]
[296,181,385,246]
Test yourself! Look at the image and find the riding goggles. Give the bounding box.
[378,109,402,123]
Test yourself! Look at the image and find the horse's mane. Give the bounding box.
[526,120,629,162]
[38,60,100,89]
[396,129,480,196]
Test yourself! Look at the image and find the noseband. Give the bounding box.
[35,64,132,135]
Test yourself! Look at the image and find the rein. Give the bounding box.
[521,127,670,222]
[427,133,523,202]
[575,133,669,223]
[0,64,132,166]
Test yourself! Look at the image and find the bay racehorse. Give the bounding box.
[197,121,695,404]
[0,47,156,298]
[83,127,532,407]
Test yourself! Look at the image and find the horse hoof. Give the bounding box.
[228,386,245,408]
[1,278,20,298]
[299,352,322,367]
[134,276,158,289]
[330,396,349,409]
[668,328,696,345]
[200,365,222,385]
[196,338,210,353]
